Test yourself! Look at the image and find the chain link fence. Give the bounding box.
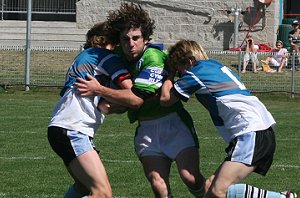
[0,46,299,96]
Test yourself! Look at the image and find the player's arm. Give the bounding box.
[75,74,144,109]
[97,78,132,114]
[160,79,180,106]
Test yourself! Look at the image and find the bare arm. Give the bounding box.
[75,74,143,109]
[97,78,133,114]
[119,78,133,89]
[160,79,180,107]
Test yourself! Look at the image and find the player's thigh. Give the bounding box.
[175,147,200,175]
[68,150,110,190]
[140,156,172,181]
[211,161,255,192]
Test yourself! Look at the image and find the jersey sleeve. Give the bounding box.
[173,70,202,102]
[94,53,130,87]
[133,48,167,93]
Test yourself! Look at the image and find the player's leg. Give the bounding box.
[227,184,297,198]
[64,173,90,197]
[140,156,173,198]
[176,147,206,197]
[205,162,294,198]
[68,150,112,198]
[48,126,88,197]
[65,130,112,198]
[135,118,173,198]
[64,181,89,198]
[205,160,255,198]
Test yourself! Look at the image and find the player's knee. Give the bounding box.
[180,169,205,189]
[148,172,168,193]
[207,185,227,198]
[180,169,196,184]
[90,183,112,198]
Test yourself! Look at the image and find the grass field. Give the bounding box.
[0,88,299,197]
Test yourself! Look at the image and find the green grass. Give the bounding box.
[0,89,299,197]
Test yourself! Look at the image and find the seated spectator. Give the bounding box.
[241,35,259,73]
[261,40,289,73]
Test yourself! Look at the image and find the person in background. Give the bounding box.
[261,40,289,73]
[241,35,259,73]
[160,39,297,198]
[288,20,300,69]
[75,3,205,198]
[47,22,132,198]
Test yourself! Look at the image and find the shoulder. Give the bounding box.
[142,47,167,66]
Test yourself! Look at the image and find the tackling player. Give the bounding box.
[160,39,297,198]
[47,21,132,198]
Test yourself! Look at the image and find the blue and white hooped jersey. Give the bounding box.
[61,47,128,96]
[173,59,275,143]
[49,48,129,137]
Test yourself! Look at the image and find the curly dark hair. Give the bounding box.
[83,21,119,49]
[107,2,155,42]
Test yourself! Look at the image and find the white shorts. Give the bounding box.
[134,111,198,160]
[244,52,258,62]
[270,57,287,67]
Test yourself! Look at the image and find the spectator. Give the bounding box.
[288,20,300,66]
[241,35,259,73]
[261,40,289,73]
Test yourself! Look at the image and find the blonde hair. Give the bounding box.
[167,40,208,69]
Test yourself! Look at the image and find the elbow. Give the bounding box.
[129,97,144,109]
[160,96,172,107]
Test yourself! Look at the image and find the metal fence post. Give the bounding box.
[291,50,295,98]
[238,50,241,76]
[25,0,32,91]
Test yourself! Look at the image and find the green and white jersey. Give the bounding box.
[122,44,183,123]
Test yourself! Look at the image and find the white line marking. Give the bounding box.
[1,157,299,169]
[0,156,46,160]
[0,131,39,134]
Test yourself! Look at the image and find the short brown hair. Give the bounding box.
[83,21,118,49]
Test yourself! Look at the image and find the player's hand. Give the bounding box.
[75,73,102,96]
[98,99,128,114]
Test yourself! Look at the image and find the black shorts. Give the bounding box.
[48,126,97,166]
[225,127,276,176]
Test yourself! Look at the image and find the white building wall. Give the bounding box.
[76,0,280,50]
